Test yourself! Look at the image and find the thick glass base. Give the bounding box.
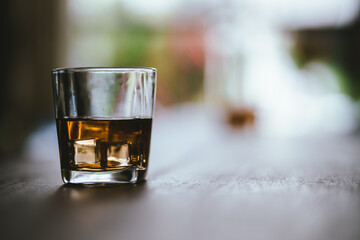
[61,168,146,185]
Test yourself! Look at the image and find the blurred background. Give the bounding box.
[1,0,360,160]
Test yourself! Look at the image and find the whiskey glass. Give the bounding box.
[52,67,156,184]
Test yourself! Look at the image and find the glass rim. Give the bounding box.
[52,67,156,74]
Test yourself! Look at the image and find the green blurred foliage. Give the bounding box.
[292,26,360,101]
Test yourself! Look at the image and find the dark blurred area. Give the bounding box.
[0,0,64,157]
[294,19,360,100]
[2,0,360,159]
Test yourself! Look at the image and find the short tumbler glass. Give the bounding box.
[52,67,156,184]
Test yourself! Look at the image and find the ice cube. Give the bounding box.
[73,139,98,165]
[106,142,130,167]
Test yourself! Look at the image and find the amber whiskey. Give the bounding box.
[56,118,152,183]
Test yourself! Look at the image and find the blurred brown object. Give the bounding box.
[227,108,256,129]
[0,0,64,157]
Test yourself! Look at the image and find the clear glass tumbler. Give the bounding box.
[52,67,156,184]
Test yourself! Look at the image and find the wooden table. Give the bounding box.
[1,106,360,240]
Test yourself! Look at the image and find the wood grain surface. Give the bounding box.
[0,106,359,240]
